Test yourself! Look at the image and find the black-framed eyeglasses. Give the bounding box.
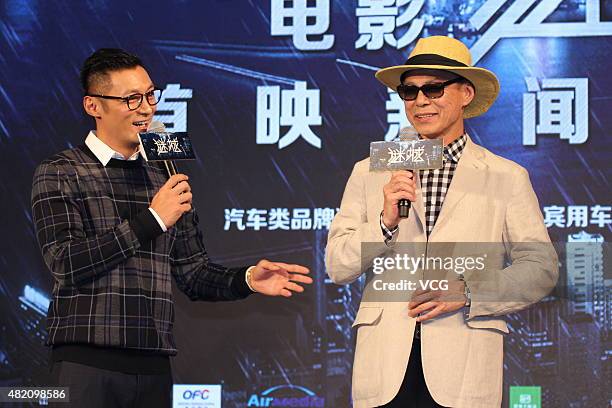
[86,88,163,110]
[396,77,463,101]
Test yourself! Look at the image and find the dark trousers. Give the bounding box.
[50,361,172,408]
[379,327,445,408]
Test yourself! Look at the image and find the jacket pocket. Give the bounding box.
[352,307,384,401]
[466,316,509,333]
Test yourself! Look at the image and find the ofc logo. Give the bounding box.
[247,384,324,407]
[173,384,221,408]
[183,389,209,400]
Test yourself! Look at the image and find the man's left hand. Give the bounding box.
[408,280,467,322]
[250,260,312,297]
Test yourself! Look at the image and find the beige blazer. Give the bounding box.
[325,137,558,408]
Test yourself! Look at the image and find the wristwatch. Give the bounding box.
[245,266,257,292]
[463,281,471,307]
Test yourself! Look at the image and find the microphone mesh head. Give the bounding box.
[147,120,166,133]
[399,126,419,141]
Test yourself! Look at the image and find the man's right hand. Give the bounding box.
[382,170,416,229]
[150,174,193,229]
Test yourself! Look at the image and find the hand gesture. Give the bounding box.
[382,170,416,229]
[407,280,467,322]
[250,260,312,297]
[150,174,192,228]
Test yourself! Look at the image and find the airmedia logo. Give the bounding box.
[247,385,324,407]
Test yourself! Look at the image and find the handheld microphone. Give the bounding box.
[139,121,196,177]
[398,125,419,142]
[370,126,443,219]
[397,126,419,217]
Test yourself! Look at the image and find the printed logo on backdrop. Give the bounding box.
[354,0,612,59]
[172,384,221,408]
[465,0,612,64]
[523,78,588,146]
[247,384,324,407]
[509,386,541,408]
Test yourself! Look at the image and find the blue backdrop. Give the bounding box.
[1,0,610,406]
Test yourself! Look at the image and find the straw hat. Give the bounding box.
[375,36,500,118]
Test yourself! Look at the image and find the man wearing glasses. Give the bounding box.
[31,48,312,407]
[326,36,557,407]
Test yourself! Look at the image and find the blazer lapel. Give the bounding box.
[411,171,426,231]
[430,136,487,237]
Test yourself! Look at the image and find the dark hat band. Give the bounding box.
[404,53,468,67]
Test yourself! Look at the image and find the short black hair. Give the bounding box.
[80,48,144,94]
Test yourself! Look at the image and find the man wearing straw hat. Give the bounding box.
[326,36,557,407]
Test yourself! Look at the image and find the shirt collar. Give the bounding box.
[85,131,142,166]
[443,133,467,164]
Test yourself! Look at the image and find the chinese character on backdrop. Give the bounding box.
[384,88,411,141]
[256,81,323,149]
[566,205,588,228]
[590,205,612,228]
[154,84,193,132]
[312,208,336,230]
[523,77,588,145]
[224,209,246,231]
[291,208,312,230]
[543,205,565,228]
[246,209,268,231]
[355,0,425,50]
[269,208,291,230]
[270,0,334,50]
